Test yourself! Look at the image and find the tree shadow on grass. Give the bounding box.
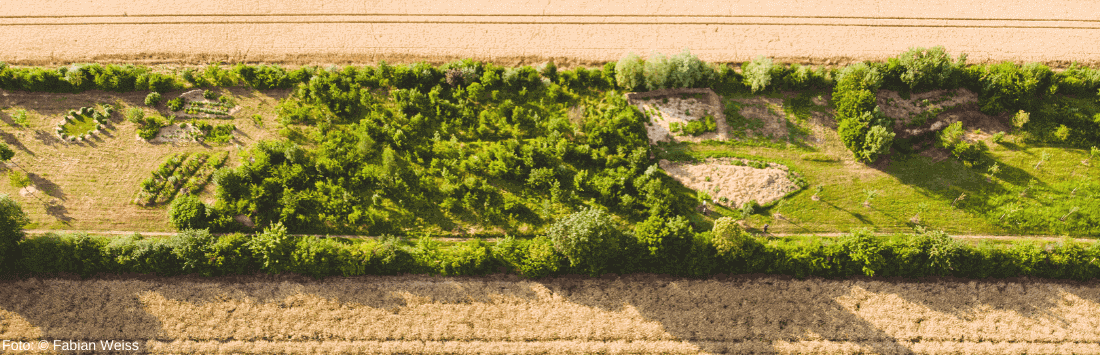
[0,130,34,156]
[43,199,73,224]
[26,173,65,201]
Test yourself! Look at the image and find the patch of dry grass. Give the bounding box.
[0,88,289,231]
[2,274,1100,354]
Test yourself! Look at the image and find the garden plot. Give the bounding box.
[175,90,240,119]
[146,123,202,144]
[630,92,727,144]
[658,158,800,208]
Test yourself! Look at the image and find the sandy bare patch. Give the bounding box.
[628,89,727,144]
[659,158,799,208]
[17,185,37,197]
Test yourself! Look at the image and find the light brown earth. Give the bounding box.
[3,273,1100,354]
[4,0,1100,68]
[659,158,800,209]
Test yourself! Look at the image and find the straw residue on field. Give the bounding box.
[4,274,1100,353]
[659,158,799,208]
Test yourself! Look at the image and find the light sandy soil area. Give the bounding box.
[3,0,1100,67]
[632,93,727,144]
[2,273,1100,354]
[659,158,799,208]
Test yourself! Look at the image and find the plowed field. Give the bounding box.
[3,0,1100,67]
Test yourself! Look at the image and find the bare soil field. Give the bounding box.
[2,273,1099,354]
[3,0,1100,67]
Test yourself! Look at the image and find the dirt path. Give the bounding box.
[3,0,1100,67]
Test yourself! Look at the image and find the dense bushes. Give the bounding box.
[832,63,893,162]
[10,227,1100,282]
[0,63,180,93]
[168,195,207,230]
[546,207,624,276]
[0,194,29,272]
[614,50,715,92]
[895,46,968,92]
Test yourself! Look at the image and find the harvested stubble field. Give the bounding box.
[4,0,1100,67]
[2,273,1100,354]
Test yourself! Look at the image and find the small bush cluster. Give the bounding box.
[54,105,110,142]
[189,122,236,143]
[144,92,162,106]
[832,63,893,162]
[937,121,989,166]
[166,97,185,111]
[615,50,715,92]
[669,114,717,136]
[129,109,167,141]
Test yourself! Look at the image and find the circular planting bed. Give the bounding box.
[54,105,112,143]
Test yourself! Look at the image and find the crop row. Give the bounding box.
[136,153,216,206]
[179,151,229,196]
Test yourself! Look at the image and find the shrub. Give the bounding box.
[739,200,757,219]
[8,170,30,188]
[836,62,884,92]
[144,92,162,106]
[682,115,717,135]
[291,236,347,278]
[743,56,774,93]
[547,207,623,276]
[643,52,672,91]
[125,107,145,123]
[0,144,12,163]
[710,217,755,261]
[11,109,28,127]
[861,124,895,162]
[166,97,184,111]
[203,89,216,100]
[992,131,1006,143]
[0,194,29,271]
[169,229,217,276]
[897,46,967,91]
[207,232,259,276]
[247,222,298,274]
[839,228,886,276]
[633,214,693,258]
[614,52,645,91]
[540,59,558,83]
[17,233,109,277]
[168,194,207,230]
